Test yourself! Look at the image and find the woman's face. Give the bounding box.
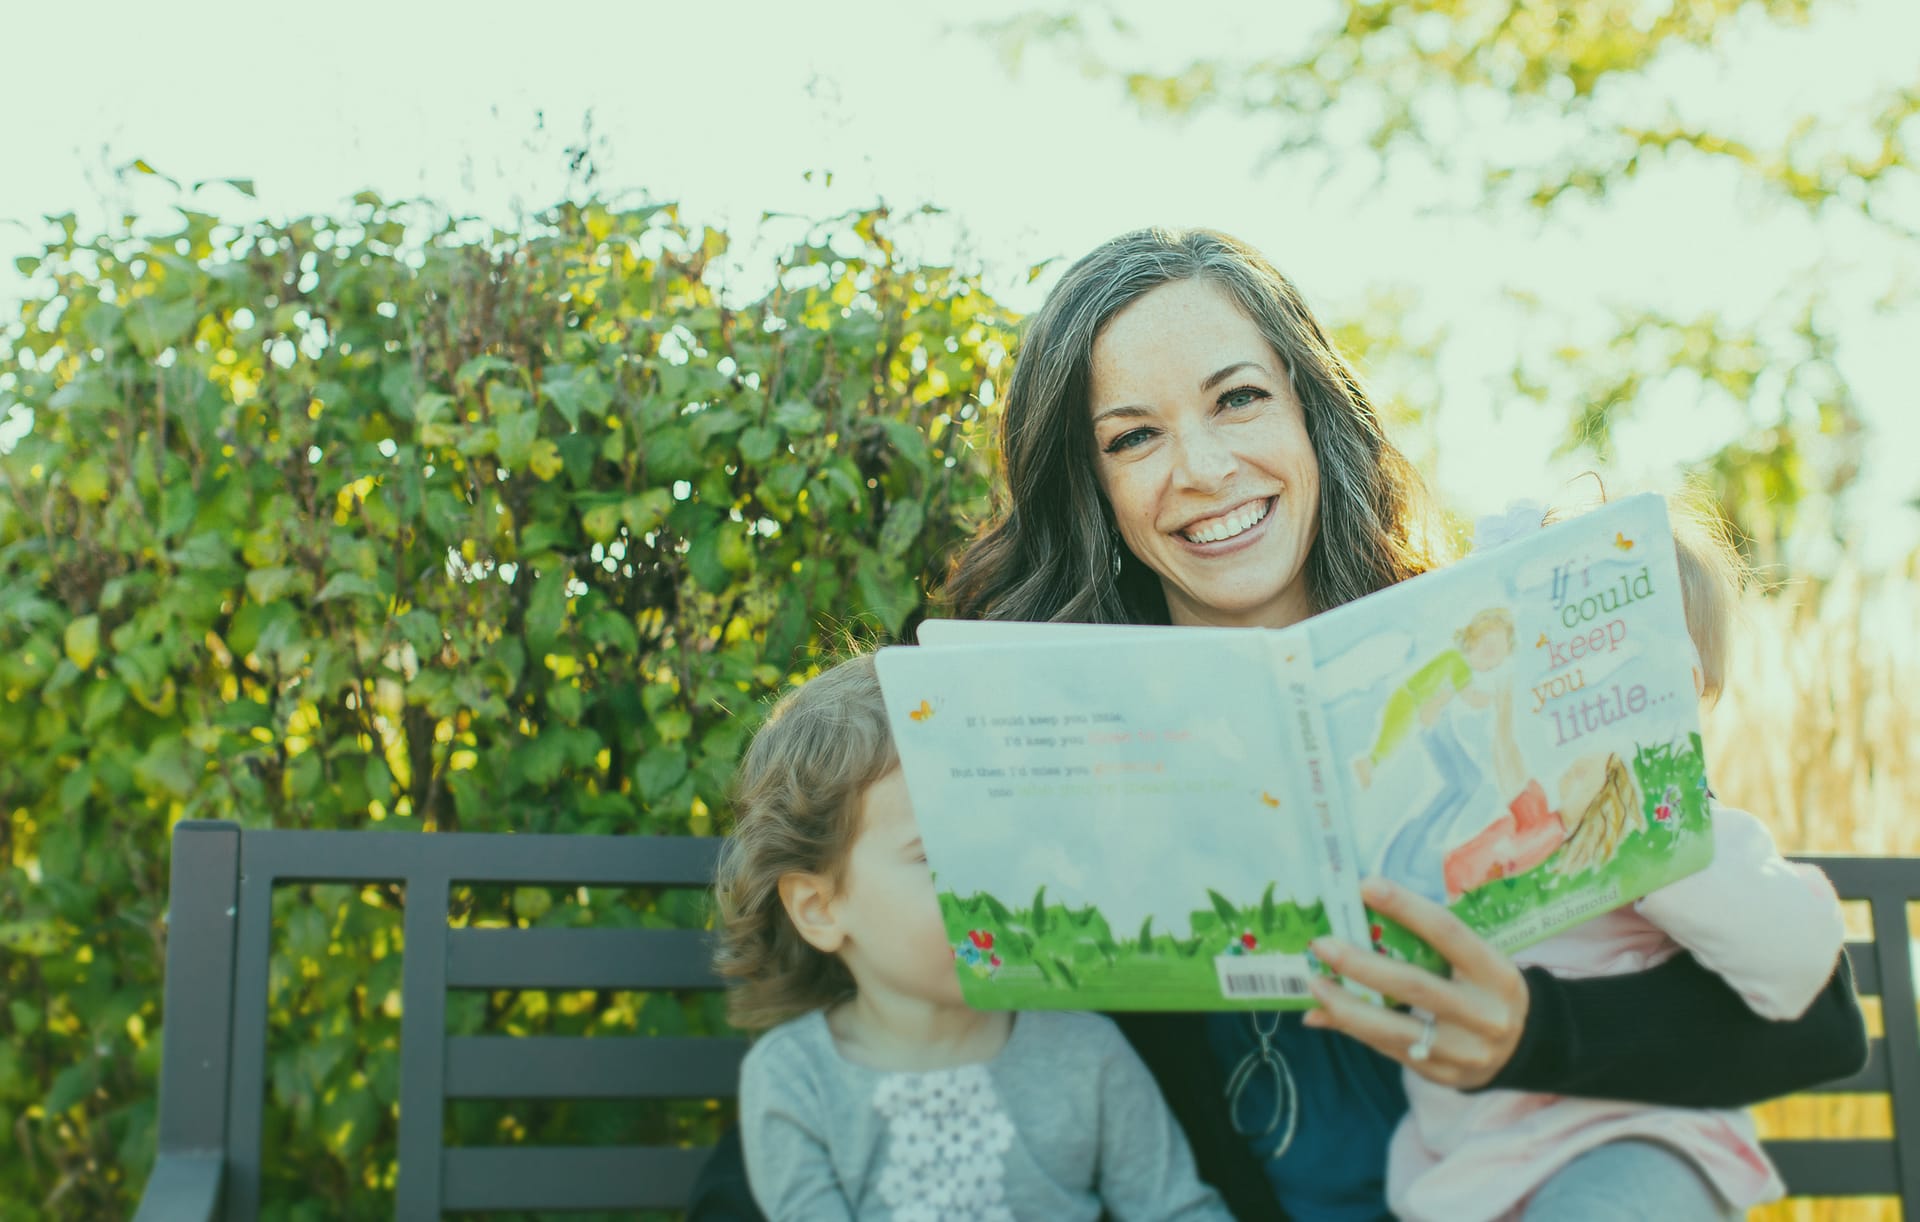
[1088,277,1321,630]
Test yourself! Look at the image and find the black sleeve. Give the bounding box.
[688,1126,768,1222]
[1485,947,1870,1107]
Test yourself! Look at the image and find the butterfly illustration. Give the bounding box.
[1535,632,1549,648]
[1615,532,1634,551]
[1261,792,1281,808]
[908,700,934,722]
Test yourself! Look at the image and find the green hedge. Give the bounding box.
[0,195,1015,1218]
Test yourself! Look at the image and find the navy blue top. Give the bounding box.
[1206,1011,1409,1222]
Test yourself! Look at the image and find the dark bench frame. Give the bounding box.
[133,820,1918,1220]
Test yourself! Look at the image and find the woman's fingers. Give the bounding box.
[1303,877,1531,1089]
[1361,877,1515,992]
[1305,979,1475,1084]
[1310,936,1504,1040]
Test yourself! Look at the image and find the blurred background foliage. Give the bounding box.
[982,0,1918,577]
[0,196,1013,1217]
[1,0,1916,1217]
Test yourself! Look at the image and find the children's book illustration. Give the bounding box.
[882,495,1713,1007]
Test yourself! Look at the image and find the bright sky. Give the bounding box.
[5,0,1916,566]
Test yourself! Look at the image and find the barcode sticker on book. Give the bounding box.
[1213,953,1316,999]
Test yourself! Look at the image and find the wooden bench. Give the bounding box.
[133,820,1918,1220]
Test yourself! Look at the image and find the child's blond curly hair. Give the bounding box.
[712,654,899,1030]
[1668,500,1745,706]
[1544,481,1747,706]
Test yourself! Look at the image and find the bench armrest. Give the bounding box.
[132,1150,224,1222]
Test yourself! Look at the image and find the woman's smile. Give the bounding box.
[1176,496,1275,547]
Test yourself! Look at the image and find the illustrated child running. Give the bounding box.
[1386,506,1848,1222]
[1356,606,1521,903]
[713,655,1230,1221]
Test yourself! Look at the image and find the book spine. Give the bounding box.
[1274,641,1381,1003]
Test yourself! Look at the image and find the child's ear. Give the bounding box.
[778,872,845,954]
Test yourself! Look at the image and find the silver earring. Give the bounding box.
[1110,538,1124,578]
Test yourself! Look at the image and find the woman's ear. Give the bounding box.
[777,872,845,954]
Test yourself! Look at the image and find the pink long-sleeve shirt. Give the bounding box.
[1388,801,1845,1222]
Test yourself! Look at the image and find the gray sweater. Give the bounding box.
[738,1009,1231,1221]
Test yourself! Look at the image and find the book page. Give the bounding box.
[1305,495,1712,969]
[877,634,1333,1010]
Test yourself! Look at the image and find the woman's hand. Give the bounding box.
[1301,877,1528,1089]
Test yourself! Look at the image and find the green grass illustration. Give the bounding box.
[1376,733,1714,974]
[937,882,1332,1009]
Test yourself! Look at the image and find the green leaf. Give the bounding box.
[9,999,41,1035]
[246,566,300,605]
[581,502,623,543]
[621,489,674,535]
[525,570,569,654]
[320,1080,379,1159]
[411,392,453,425]
[44,1060,99,1116]
[364,755,393,800]
[877,418,930,472]
[0,920,64,956]
[59,762,93,810]
[541,369,610,431]
[64,615,100,671]
[691,408,748,446]
[853,556,918,636]
[496,410,539,469]
[740,425,781,464]
[877,500,925,560]
[651,707,693,745]
[773,400,824,434]
[633,747,688,801]
[315,573,383,602]
[136,739,200,799]
[527,438,564,481]
[512,886,554,922]
[125,297,199,356]
[687,532,730,594]
[455,354,515,389]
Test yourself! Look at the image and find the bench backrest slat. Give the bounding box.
[444,927,723,990]
[1766,1139,1902,1199]
[439,1146,713,1211]
[444,1035,750,1100]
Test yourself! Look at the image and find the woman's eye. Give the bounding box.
[1220,386,1268,412]
[1103,428,1155,454]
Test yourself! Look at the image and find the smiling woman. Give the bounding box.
[918,226,1869,1221]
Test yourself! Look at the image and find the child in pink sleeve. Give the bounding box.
[1385,509,1846,1222]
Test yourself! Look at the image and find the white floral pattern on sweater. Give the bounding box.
[872,1065,1017,1221]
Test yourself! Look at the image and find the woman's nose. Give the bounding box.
[1171,427,1237,491]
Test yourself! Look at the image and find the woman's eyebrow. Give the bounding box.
[1091,361,1273,424]
[1200,360,1269,391]
[1089,403,1154,426]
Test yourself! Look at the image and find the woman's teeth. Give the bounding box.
[1182,499,1271,544]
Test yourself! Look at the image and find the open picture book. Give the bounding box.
[874,494,1715,1010]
